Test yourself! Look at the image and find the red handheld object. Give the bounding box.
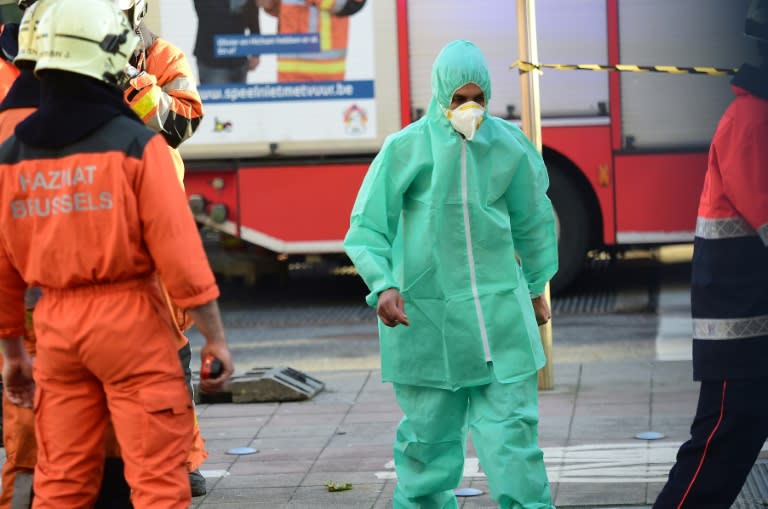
[201,354,223,379]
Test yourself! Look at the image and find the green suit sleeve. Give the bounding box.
[506,130,559,297]
[344,137,405,308]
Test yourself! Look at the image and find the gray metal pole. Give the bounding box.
[516,0,553,390]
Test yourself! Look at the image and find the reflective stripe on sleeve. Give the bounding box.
[695,216,756,240]
[161,76,197,95]
[130,86,162,122]
[693,314,768,340]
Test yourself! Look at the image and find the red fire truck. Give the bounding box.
[150,0,755,293]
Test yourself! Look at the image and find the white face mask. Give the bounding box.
[445,101,484,141]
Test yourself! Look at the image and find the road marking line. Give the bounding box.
[200,469,230,479]
[376,442,768,483]
[376,442,678,483]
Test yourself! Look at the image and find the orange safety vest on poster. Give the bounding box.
[277,0,350,82]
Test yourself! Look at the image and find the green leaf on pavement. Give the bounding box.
[325,481,353,492]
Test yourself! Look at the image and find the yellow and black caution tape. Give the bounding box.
[511,60,737,76]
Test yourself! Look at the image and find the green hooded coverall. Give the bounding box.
[344,40,558,509]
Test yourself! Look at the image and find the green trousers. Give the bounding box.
[392,366,553,509]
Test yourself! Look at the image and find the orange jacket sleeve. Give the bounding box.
[135,134,219,309]
[0,239,27,338]
[124,39,203,149]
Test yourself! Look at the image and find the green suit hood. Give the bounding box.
[428,39,492,118]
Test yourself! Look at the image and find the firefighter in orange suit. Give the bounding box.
[116,0,210,496]
[0,3,44,507]
[0,0,204,504]
[0,3,130,507]
[0,0,234,507]
[259,0,366,82]
[0,10,22,458]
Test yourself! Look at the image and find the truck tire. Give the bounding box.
[546,163,591,294]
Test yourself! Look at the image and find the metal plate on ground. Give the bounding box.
[454,488,483,497]
[226,447,258,455]
[233,366,325,403]
[195,366,324,404]
[734,460,768,508]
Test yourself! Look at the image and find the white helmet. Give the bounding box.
[14,0,47,66]
[34,0,138,86]
[115,0,147,29]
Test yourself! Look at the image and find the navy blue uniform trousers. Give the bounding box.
[653,378,768,508]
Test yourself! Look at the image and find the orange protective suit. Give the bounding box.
[0,80,137,507]
[276,0,351,82]
[0,104,38,509]
[0,110,218,508]
[0,87,132,507]
[122,24,208,472]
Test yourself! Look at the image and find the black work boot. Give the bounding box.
[189,469,206,497]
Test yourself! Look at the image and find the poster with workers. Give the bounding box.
[158,0,389,156]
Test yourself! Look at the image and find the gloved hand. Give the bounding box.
[123,70,158,104]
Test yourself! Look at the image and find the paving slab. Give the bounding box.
[6,359,768,508]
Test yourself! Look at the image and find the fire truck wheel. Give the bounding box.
[546,163,591,295]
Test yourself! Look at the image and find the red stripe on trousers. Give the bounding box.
[676,380,727,509]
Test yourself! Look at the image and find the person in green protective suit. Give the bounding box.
[344,39,558,509]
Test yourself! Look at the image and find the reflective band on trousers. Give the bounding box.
[695,216,756,240]
[693,314,768,340]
